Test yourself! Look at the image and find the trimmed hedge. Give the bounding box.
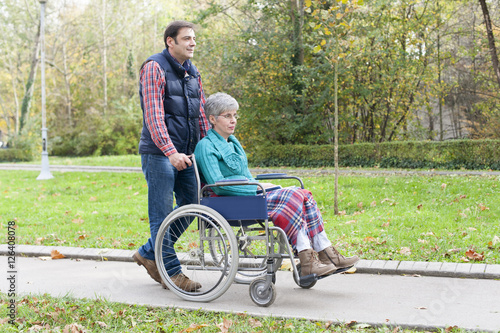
[247,139,500,170]
[0,148,34,162]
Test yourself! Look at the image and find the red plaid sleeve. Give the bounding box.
[140,61,177,156]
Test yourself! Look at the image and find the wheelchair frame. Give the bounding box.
[154,155,333,306]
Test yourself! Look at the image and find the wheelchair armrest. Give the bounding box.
[215,178,249,185]
[201,181,267,197]
[255,173,304,189]
[255,173,287,179]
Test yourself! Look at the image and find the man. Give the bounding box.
[134,20,210,292]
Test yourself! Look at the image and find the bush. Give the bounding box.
[247,139,500,170]
[51,106,142,157]
[0,134,36,162]
[0,148,33,162]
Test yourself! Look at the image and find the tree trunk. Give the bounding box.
[62,42,73,126]
[101,0,108,114]
[19,24,41,132]
[6,56,21,134]
[479,0,500,88]
[290,0,304,95]
[333,41,339,215]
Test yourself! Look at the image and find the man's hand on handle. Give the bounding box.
[168,153,193,171]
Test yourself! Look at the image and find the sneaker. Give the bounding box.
[318,246,359,269]
[133,251,162,284]
[170,273,202,292]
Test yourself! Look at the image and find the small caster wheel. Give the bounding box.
[249,277,276,307]
[293,263,317,289]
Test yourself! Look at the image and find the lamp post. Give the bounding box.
[37,0,53,180]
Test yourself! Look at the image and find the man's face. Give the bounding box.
[167,27,196,64]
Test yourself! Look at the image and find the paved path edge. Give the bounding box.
[1,244,498,280]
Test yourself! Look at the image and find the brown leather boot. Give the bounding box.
[170,273,202,292]
[298,249,336,277]
[133,251,162,284]
[318,246,359,269]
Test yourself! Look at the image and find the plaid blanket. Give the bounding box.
[266,187,324,252]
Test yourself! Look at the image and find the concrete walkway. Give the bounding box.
[1,245,499,332]
[1,244,499,280]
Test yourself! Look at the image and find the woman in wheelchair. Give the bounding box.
[194,92,359,278]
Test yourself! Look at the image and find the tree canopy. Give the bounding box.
[0,0,499,156]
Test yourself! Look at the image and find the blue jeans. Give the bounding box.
[138,154,197,276]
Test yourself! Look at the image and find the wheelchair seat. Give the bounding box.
[200,195,268,226]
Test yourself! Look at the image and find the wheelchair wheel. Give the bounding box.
[232,229,287,285]
[155,204,238,302]
[249,277,276,307]
[293,263,317,289]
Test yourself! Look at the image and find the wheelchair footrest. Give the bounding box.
[317,265,354,280]
[299,273,318,287]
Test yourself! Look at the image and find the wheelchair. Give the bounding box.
[154,155,351,307]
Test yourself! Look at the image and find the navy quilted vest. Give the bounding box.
[138,49,201,155]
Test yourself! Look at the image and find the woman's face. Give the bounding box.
[210,109,239,140]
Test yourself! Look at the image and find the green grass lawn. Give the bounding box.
[1,167,498,264]
[0,293,477,333]
[1,156,498,333]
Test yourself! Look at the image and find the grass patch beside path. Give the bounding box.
[1,169,499,264]
[36,155,142,168]
[0,293,474,332]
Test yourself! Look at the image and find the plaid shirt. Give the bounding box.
[140,58,210,156]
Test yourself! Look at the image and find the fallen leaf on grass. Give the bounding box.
[248,318,263,328]
[381,222,390,227]
[216,318,233,333]
[417,204,423,210]
[441,183,447,190]
[182,323,209,333]
[63,323,86,333]
[478,203,489,211]
[364,236,376,242]
[51,250,66,260]
[465,249,484,261]
[345,220,356,225]
[399,247,411,255]
[89,196,97,201]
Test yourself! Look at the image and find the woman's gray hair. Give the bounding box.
[205,92,239,120]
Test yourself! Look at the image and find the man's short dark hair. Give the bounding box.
[164,21,196,48]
